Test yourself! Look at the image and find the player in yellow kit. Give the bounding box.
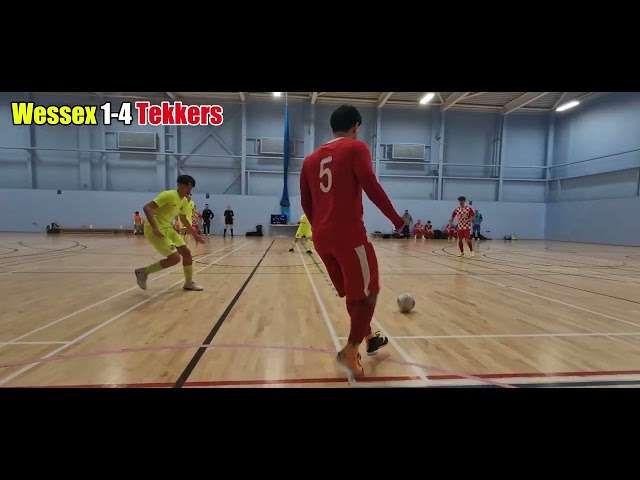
[134,175,205,291]
[181,193,200,243]
[289,213,314,253]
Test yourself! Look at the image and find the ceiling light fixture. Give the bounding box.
[556,100,579,112]
[419,92,435,104]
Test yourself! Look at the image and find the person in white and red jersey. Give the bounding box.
[424,220,434,239]
[300,105,405,377]
[412,220,426,238]
[449,196,475,257]
[445,223,457,241]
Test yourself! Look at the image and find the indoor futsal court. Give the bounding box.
[1,233,639,388]
[0,91,638,388]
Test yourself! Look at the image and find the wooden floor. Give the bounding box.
[1,232,639,388]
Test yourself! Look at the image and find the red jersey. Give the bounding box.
[300,137,403,247]
[192,209,200,227]
[451,206,475,230]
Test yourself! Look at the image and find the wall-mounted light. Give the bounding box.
[419,92,435,105]
[273,92,282,97]
[556,100,579,112]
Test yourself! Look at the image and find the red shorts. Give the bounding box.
[315,239,379,301]
[457,228,470,240]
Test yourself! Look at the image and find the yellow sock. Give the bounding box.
[290,240,296,249]
[307,238,314,251]
[145,261,163,274]
[183,265,193,280]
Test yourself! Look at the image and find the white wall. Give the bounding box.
[0,189,280,236]
[546,197,640,246]
[0,189,546,239]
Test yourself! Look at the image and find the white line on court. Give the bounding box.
[511,286,640,329]
[297,244,429,386]
[370,317,429,384]
[295,244,356,387]
[0,242,251,349]
[0,341,69,345]
[0,241,253,386]
[399,246,640,331]
[338,332,640,340]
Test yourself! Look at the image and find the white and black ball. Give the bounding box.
[397,293,415,313]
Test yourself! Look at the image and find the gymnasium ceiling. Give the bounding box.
[85,92,604,114]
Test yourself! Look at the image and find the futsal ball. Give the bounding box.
[397,293,415,313]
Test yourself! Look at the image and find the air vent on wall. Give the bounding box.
[117,132,158,150]
[391,143,426,160]
[259,137,293,155]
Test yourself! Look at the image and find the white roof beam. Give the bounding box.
[166,92,178,100]
[576,92,602,102]
[377,92,394,108]
[552,92,568,109]
[503,92,549,114]
[463,92,488,99]
[238,92,246,102]
[436,92,444,103]
[442,92,470,111]
[311,92,318,104]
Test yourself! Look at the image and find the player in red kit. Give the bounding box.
[449,196,475,257]
[300,105,405,376]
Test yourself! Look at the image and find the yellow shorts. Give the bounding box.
[144,222,186,257]
[295,226,312,239]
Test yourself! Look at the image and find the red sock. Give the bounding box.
[346,299,375,345]
[458,238,464,252]
[467,241,473,251]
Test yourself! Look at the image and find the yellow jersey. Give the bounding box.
[151,190,191,230]
[299,214,310,228]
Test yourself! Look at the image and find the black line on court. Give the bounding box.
[540,246,640,273]
[431,245,640,306]
[305,248,339,296]
[9,271,317,275]
[0,246,89,268]
[173,239,275,388]
[193,261,315,268]
[481,252,624,269]
[484,250,630,270]
[11,269,599,277]
[0,241,84,265]
[377,243,640,308]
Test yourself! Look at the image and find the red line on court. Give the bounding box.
[7,375,423,388]
[5,369,640,388]
[427,369,640,380]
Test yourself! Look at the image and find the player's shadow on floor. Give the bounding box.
[365,352,392,366]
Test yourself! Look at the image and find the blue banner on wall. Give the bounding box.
[280,104,291,221]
